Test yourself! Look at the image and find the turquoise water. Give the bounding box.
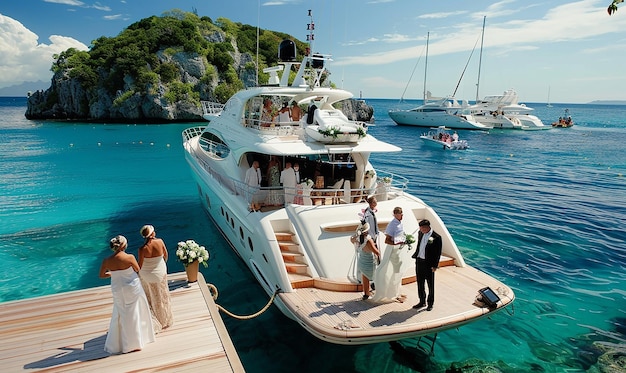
[1,97,625,372]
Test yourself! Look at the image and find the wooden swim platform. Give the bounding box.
[0,272,245,372]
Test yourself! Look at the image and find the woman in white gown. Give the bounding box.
[372,207,412,303]
[138,225,174,331]
[99,235,155,354]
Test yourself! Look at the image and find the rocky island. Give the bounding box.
[26,9,372,123]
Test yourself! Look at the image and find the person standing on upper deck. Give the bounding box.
[291,101,302,122]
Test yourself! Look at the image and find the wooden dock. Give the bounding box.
[0,272,245,372]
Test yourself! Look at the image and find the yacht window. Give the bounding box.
[200,132,230,159]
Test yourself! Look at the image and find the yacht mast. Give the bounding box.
[423,32,429,103]
[475,16,486,103]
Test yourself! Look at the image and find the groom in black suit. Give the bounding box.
[411,219,442,311]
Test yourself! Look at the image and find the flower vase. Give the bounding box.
[377,181,389,201]
[185,260,199,283]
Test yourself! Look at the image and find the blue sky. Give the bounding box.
[1,0,625,103]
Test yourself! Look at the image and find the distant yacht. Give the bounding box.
[470,89,549,130]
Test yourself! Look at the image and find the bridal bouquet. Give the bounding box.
[403,234,416,250]
[300,178,314,188]
[176,239,209,267]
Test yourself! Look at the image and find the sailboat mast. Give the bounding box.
[475,16,486,103]
[423,32,429,102]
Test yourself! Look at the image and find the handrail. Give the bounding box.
[182,128,408,206]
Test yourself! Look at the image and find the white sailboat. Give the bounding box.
[182,12,514,345]
[388,32,491,130]
[547,87,553,108]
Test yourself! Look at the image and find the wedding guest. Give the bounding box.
[363,196,379,246]
[411,219,442,311]
[99,235,155,354]
[260,98,273,127]
[372,207,407,303]
[266,156,282,206]
[280,162,297,204]
[290,101,302,122]
[138,225,173,331]
[245,160,262,211]
[277,102,291,123]
[351,222,380,300]
[362,196,379,289]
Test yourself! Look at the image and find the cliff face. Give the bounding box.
[26,48,232,122]
[25,13,373,123]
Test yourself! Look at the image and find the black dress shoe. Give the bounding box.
[426,305,433,311]
[412,303,426,309]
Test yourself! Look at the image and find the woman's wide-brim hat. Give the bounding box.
[356,222,370,236]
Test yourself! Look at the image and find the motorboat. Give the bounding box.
[470,89,549,130]
[182,34,514,345]
[420,126,469,150]
[389,93,492,130]
[552,108,574,128]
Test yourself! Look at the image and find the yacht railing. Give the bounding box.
[201,101,225,116]
[182,127,408,206]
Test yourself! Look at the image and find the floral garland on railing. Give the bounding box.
[317,125,367,139]
[380,176,392,184]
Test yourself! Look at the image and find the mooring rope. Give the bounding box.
[207,283,280,320]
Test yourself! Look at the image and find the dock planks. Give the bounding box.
[0,272,244,372]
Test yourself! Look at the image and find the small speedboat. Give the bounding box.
[420,126,469,150]
[552,109,574,128]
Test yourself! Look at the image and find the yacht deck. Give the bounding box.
[279,264,514,344]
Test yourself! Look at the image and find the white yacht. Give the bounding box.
[471,89,549,130]
[182,40,514,345]
[388,93,491,130]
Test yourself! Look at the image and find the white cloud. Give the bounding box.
[335,0,626,67]
[104,14,124,20]
[43,0,85,6]
[418,11,468,19]
[0,14,88,88]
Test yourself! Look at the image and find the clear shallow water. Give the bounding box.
[1,97,625,372]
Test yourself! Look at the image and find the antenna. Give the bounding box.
[306,9,315,55]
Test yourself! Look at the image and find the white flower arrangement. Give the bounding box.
[176,240,209,267]
[428,236,434,244]
[381,176,392,184]
[300,178,314,188]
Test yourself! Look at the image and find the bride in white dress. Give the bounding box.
[99,235,155,354]
[372,207,413,303]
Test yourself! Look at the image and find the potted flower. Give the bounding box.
[176,240,209,283]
